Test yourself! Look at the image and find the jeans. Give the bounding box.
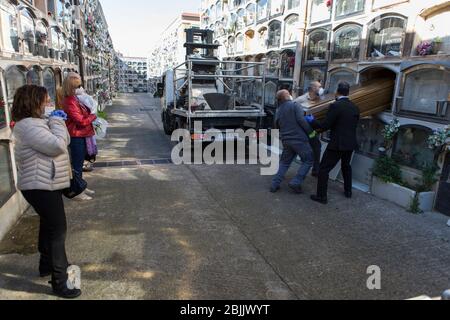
[272,140,314,188]
[21,190,69,288]
[69,137,87,182]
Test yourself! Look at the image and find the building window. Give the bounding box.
[255,54,265,76]
[0,0,19,52]
[5,66,26,104]
[328,69,356,94]
[270,0,284,17]
[393,126,436,170]
[210,5,216,22]
[215,1,222,19]
[255,80,263,104]
[36,20,48,57]
[356,118,385,157]
[367,15,406,58]
[57,0,65,27]
[43,68,56,104]
[237,8,245,30]
[244,29,255,52]
[265,81,277,106]
[227,36,235,55]
[59,33,67,61]
[257,27,267,51]
[20,9,35,55]
[0,142,15,206]
[267,20,282,48]
[332,24,361,60]
[27,67,41,85]
[310,0,331,24]
[399,67,450,115]
[236,33,244,53]
[51,28,60,56]
[246,3,256,26]
[307,29,328,61]
[257,0,269,22]
[266,52,280,77]
[284,14,299,44]
[335,0,365,19]
[303,68,325,93]
[280,50,296,79]
[287,0,301,10]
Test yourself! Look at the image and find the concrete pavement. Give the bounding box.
[0,94,449,300]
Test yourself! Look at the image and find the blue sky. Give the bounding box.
[101,0,200,57]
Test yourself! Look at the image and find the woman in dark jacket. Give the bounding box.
[62,73,97,201]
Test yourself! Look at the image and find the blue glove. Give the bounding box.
[305,115,315,124]
[50,110,68,121]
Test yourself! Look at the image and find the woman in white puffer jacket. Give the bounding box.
[12,85,81,299]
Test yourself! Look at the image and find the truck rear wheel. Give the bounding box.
[162,111,175,135]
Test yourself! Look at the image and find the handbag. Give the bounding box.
[85,136,98,163]
[63,169,88,199]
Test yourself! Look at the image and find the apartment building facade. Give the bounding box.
[148,12,200,78]
[201,0,450,215]
[117,55,148,93]
[0,0,115,240]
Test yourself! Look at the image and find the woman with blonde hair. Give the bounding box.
[55,86,65,110]
[62,72,97,201]
[12,85,82,299]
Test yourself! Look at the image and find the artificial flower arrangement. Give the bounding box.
[381,118,401,151]
[416,41,433,56]
[428,125,450,152]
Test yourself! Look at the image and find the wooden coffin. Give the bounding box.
[302,79,396,120]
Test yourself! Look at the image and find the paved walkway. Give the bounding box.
[0,94,449,300]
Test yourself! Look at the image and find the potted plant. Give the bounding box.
[432,37,443,55]
[428,125,450,155]
[371,158,438,213]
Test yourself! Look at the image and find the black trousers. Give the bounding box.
[317,149,354,199]
[309,137,322,175]
[21,190,69,287]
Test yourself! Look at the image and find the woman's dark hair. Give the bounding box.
[11,85,48,122]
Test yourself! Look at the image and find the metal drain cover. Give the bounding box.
[139,107,158,112]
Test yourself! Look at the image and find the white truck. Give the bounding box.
[160,29,267,140]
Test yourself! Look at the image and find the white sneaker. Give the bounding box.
[73,192,93,201]
[67,265,81,290]
[84,188,95,196]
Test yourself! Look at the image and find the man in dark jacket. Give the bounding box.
[310,82,360,204]
[271,90,314,194]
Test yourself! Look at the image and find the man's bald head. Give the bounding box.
[309,81,322,93]
[277,90,292,104]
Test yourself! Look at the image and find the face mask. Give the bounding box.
[75,87,85,96]
[318,88,325,97]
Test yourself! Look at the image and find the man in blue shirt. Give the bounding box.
[271,90,314,194]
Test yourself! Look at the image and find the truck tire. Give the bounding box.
[162,111,175,135]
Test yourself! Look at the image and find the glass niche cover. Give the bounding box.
[367,16,406,58]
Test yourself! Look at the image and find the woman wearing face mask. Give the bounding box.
[12,85,82,299]
[62,72,97,201]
